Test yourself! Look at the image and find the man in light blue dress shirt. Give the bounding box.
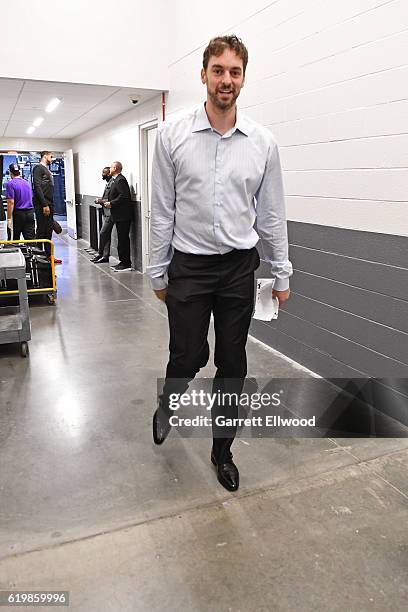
[148,35,293,491]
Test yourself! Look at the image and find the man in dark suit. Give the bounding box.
[104,161,133,272]
[32,151,62,264]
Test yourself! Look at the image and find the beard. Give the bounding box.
[208,85,239,111]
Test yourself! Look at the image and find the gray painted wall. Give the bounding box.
[75,194,143,272]
[251,222,408,382]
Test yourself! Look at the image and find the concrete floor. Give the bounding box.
[0,234,407,611]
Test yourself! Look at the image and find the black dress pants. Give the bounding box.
[115,219,132,267]
[8,209,35,241]
[162,247,260,462]
[35,206,54,257]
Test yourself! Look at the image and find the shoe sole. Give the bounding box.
[113,269,132,272]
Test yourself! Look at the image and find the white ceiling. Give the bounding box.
[0,78,160,140]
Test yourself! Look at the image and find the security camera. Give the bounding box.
[129,95,139,105]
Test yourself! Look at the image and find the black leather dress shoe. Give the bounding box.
[211,451,239,491]
[153,402,172,445]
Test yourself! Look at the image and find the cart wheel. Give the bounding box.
[47,294,56,305]
[21,342,29,358]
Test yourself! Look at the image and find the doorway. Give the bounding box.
[1,151,67,218]
[140,121,158,272]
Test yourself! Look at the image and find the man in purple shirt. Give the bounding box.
[6,163,35,240]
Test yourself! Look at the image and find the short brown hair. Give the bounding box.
[203,35,248,74]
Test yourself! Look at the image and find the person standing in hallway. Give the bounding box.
[147,35,292,492]
[6,163,35,241]
[104,161,133,272]
[33,151,62,264]
[91,166,114,264]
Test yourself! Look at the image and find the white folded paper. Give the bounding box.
[253,278,279,321]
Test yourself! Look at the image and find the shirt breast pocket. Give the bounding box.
[231,162,264,198]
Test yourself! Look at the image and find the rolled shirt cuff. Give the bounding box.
[273,277,290,291]
[150,275,168,290]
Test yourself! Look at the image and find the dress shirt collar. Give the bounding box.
[192,102,249,136]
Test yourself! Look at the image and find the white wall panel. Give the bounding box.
[2,0,169,90]
[244,0,407,83]
[256,65,408,126]
[250,0,408,82]
[241,33,408,108]
[281,134,408,170]
[272,100,408,146]
[285,169,407,201]
[168,0,279,67]
[286,196,408,236]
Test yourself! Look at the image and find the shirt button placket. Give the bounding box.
[214,137,222,250]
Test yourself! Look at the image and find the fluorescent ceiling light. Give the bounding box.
[33,116,44,127]
[26,126,35,134]
[45,97,62,113]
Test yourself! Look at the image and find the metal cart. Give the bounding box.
[0,248,31,357]
[0,239,57,305]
